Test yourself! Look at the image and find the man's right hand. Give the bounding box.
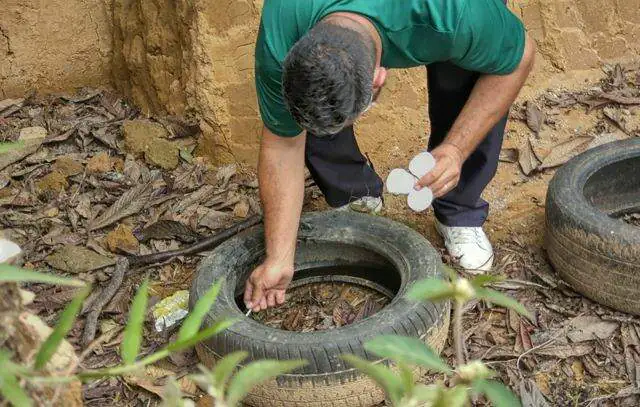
[244,261,294,312]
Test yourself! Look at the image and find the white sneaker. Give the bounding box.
[336,196,383,214]
[434,219,493,273]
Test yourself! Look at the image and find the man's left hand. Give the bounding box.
[414,143,465,197]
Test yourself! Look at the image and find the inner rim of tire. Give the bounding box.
[233,240,402,319]
[583,156,640,217]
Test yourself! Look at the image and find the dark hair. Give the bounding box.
[283,21,376,136]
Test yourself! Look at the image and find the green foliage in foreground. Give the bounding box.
[2,264,527,407]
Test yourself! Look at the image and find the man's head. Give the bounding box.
[283,18,386,136]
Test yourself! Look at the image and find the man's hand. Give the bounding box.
[244,261,294,312]
[415,143,464,197]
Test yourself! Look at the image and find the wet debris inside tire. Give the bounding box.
[249,281,390,332]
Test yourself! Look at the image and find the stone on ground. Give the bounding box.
[86,152,113,173]
[46,245,114,273]
[36,171,69,195]
[123,119,169,155]
[145,137,179,169]
[104,224,139,254]
[53,155,84,176]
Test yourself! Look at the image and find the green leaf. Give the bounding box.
[341,354,405,405]
[226,360,306,406]
[0,371,32,407]
[470,274,505,288]
[406,278,456,303]
[0,141,24,154]
[475,287,532,320]
[365,335,452,374]
[177,280,222,341]
[473,379,521,407]
[441,265,459,281]
[0,265,85,287]
[397,362,415,395]
[0,352,33,407]
[179,148,194,164]
[168,318,237,352]
[434,386,469,407]
[35,286,90,369]
[411,384,439,403]
[121,279,149,364]
[212,351,248,389]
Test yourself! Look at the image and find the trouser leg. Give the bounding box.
[427,62,507,227]
[305,126,383,207]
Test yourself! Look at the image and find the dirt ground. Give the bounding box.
[1,60,640,406]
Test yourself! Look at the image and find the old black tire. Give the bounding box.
[546,138,640,315]
[190,211,450,407]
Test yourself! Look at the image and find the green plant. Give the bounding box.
[0,140,25,154]
[342,268,531,407]
[0,267,304,407]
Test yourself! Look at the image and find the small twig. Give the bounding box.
[453,300,466,366]
[128,215,262,268]
[582,386,640,406]
[81,257,128,346]
[515,328,567,378]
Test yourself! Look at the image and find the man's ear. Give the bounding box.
[373,67,387,89]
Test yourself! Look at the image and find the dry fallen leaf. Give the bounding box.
[137,219,200,243]
[75,194,92,219]
[603,106,629,134]
[499,148,519,163]
[46,245,114,273]
[216,164,237,189]
[519,379,551,407]
[172,185,215,213]
[282,307,306,331]
[611,64,626,88]
[534,343,594,358]
[518,138,541,176]
[332,299,356,327]
[124,366,198,398]
[197,207,232,230]
[89,182,152,231]
[233,200,250,218]
[566,316,619,342]
[0,127,47,171]
[526,101,545,134]
[537,136,594,170]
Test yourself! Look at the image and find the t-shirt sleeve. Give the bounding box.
[255,23,303,137]
[450,0,526,75]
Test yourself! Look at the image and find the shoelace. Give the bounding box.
[448,227,483,245]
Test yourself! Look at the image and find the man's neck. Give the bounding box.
[322,12,382,66]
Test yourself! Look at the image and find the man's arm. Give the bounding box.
[417,32,536,196]
[244,126,306,311]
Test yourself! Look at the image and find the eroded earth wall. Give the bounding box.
[2,0,639,165]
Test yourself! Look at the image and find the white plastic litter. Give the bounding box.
[409,152,436,178]
[0,239,22,264]
[385,168,417,195]
[407,187,434,212]
[152,290,189,332]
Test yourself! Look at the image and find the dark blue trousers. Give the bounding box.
[305,62,508,227]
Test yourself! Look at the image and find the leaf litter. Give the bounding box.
[511,62,640,177]
[0,88,286,406]
[249,280,390,332]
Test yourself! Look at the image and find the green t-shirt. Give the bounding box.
[256,0,526,137]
